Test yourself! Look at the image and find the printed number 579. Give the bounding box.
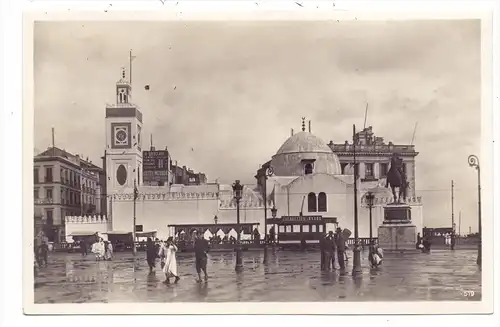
[463,291,475,297]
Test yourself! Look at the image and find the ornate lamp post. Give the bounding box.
[232,180,244,271]
[467,155,482,267]
[271,204,278,246]
[352,124,362,277]
[263,166,274,264]
[365,192,375,254]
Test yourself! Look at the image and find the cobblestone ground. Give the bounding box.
[34,249,481,303]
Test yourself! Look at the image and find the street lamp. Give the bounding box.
[232,180,244,272]
[352,124,362,277]
[365,192,375,257]
[271,205,277,219]
[271,204,277,246]
[468,155,482,267]
[263,166,274,264]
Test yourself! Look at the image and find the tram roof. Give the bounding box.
[167,222,260,228]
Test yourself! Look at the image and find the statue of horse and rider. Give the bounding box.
[385,153,408,204]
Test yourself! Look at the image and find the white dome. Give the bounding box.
[276,131,333,155]
[271,131,342,176]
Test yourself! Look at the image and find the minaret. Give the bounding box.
[105,67,144,200]
[301,117,306,132]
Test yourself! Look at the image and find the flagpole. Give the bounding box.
[129,49,133,85]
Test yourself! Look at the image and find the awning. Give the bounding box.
[135,231,157,238]
[69,231,97,237]
[105,231,131,235]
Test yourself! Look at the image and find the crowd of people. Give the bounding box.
[319,227,384,271]
[146,231,210,284]
[320,228,354,271]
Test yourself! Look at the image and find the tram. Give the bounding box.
[167,222,261,252]
[267,215,338,249]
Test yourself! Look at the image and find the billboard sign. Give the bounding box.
[143,150,169,182]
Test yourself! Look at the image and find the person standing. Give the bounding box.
[146,237,157,273]
[103,241,113,261]
[92,238,105,261]
[335,228,346,270]
[416,233,422,249]
[193,232,209,283]
[80,240,88,256]
[37,241,49,267]
[162,237,180,284]
[324,231,336,270]
[319,234,327,271]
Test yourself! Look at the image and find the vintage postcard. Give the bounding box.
[22,2,495,316]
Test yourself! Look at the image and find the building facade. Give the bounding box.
[34,147,105,242]
[328,126,418,198]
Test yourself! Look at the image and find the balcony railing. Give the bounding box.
[34,198,54,205]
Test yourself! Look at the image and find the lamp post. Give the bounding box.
[263,166,274,264]
[232,180,244,271]
[365,192,375,255]
[132,179,138,256]
[467,155,482,267]
[271,204,277,247]
[352,124,362,277]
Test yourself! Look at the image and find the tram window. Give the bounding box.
[279,225,285,233]
[311,225,316,232]
[286,225,292,233]
[303,225,310,232]
[293,225,300,233]
[318,225,324,233]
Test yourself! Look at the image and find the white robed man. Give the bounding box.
[91,238,105,261]
[159,237,180,284]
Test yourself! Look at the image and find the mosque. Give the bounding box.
[65,72,424,242]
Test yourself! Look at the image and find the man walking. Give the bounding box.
[320,233,326,270]
[335,228,346,270]
[193,232,209,283]
[324,231,336,270]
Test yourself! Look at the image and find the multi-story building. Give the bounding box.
[328,126,419,198]
[171,163,207,186]
[34,147,105,242]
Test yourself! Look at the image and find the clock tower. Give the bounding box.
[105,69,143,195]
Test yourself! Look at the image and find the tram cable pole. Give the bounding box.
[352,124,362,277]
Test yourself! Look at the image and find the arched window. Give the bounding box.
[307,192,317,212]
[305,163,313,175]
[318,192,327,212]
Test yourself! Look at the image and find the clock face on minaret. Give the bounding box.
[111,123,131,148]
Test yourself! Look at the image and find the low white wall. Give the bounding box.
[65,215,112,243]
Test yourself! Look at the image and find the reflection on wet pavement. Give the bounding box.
[34,249,481,303]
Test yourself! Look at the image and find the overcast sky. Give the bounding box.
[34,20,481,231]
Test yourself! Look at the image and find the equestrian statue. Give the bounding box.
[385,153,408,204]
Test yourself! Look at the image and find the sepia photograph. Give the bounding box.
[21,5,495,316]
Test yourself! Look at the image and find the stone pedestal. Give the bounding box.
[378,204,419,253]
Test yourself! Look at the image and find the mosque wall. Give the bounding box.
[106,183,423,241]
[112,198,271,238]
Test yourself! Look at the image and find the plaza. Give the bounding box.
[34,249,481,303]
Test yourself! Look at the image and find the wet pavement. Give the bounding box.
[34,249,482,303]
